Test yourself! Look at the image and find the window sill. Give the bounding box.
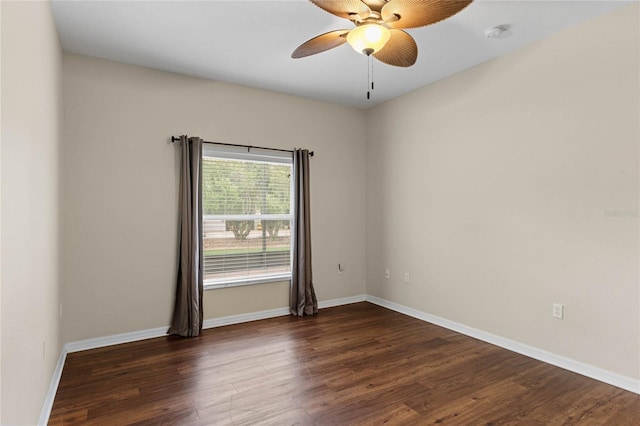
[204,274,291,290]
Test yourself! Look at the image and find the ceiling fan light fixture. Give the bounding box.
[347,24,391,56]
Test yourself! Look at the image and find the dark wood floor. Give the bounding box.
[50,302,640,425]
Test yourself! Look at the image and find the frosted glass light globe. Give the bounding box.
[347,24,391,56]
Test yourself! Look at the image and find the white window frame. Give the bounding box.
[202,144,294,290]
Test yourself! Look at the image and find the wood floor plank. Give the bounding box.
[49,302,640,425]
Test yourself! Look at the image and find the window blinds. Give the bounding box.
[202,145,293,287]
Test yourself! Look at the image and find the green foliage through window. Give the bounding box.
[203,158,290,218]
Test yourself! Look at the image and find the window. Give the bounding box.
[202,144,293,289]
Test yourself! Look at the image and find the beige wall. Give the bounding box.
[61,53,367,342]
[1,1,63,424]
[1,4,3,420]
[366,4,639,379]
[1,4,3,421]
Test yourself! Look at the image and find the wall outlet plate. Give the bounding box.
[552,303,564,319]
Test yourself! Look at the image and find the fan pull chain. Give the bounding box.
[367,54,375,100]
[371,55,374,92]
[367,54,371,100]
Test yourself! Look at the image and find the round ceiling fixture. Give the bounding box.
[484,24,510,39]
[347,23,392,56]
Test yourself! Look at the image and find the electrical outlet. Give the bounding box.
[552,303,564,319]
[338,263,344,275]
[404,273,410,283]
[384,269,390,279]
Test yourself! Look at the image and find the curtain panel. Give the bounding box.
[168,136,204,337]
[290,149,318,316]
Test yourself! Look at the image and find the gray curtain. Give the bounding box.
[168,136,204,337]
[290,149,318,316]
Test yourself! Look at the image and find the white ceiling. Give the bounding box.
[51,0,634,109]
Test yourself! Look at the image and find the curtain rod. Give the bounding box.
[171,136,314,157]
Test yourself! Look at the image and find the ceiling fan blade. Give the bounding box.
[309,0,371,20]
[372,29,417,67]
[292,30,351,58]
[382,0,473,29]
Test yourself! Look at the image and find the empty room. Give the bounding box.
[1,0,639,424]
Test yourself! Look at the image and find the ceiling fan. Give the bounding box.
[292,0,473,67]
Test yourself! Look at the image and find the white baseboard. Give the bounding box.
[319,294,366,309]
[365,295,640,395]
[203,295,367,328]
[66,295,368,353]
[38,347,68,426]
[203,306,290,328]
[65,326,170,353]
